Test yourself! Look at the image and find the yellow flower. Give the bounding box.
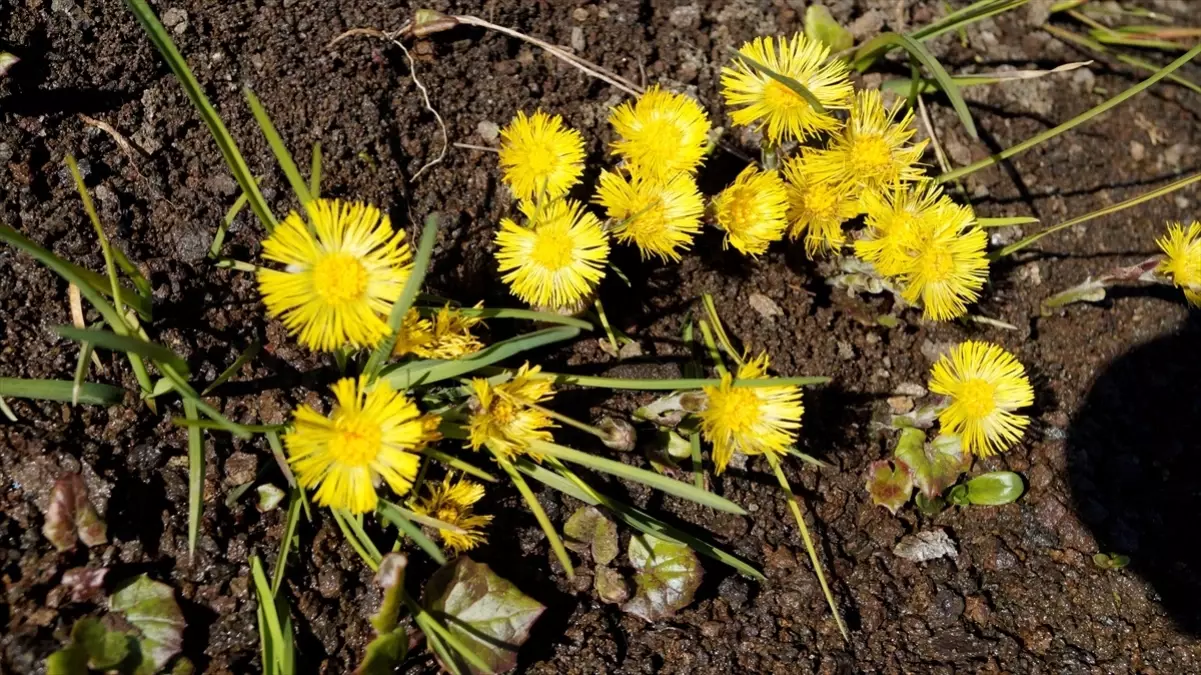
[1156,220,1201,307]
[498,110,586,202]
[928,341,1034,457]
[468,363,556,461]
[409,474,493,554]
[802,89,928,195]
[897,222,989,321]
[699,353,804,474]
[258,199,412,352]
[285,377,441,514]
[393,304,485,360]
[720,33,853,143]
[495,199,610,309]
[711,166,789,256]
[853,184,950,277]
[782,154,860,257]
[594,169,704,261]
[610,85,712,179]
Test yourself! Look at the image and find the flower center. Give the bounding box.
[313,253,369,305]
[724,188,758,230]
[530,229,575,270]
[329,416,383,467]
[763,79,805,112]
[524,146,557,175]
[850,134,893,176]
[918,246,955,281]
[958,379,997,418]
[709,387,760,435]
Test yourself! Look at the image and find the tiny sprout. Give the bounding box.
[598,416,637,452]
[1092,552,1131,571]
[255,484,286,513]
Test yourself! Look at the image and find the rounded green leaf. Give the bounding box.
[622,534,702,622]
[964,471,1026,506]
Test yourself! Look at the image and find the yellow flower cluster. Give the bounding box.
[393,303,485,360]
[1156,221,1201,307]
[928,341,1034,457]
[468,363,557,462]
[698,353,804,473]
[409,473,493,554]
[496,111,611,311]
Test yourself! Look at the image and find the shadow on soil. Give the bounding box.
[1066,310,1201,633]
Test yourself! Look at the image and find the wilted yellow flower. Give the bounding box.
[898,222,989,321]
[610,85,711,179]
[928,341,1034,457]
[595,169,704,261]
[721,34,853,142]
[468,363,556,461]
[711,166,789,256]
[285,377,441,514]
[498,110,586,202]
[393,304,485,360]
[1156,221,1201,307]
[409,474,493,554]
[699,353,803,474]
[258,199,412,352]
[803,89,928,195]
[782,154,860,257]
[495,200,610,309]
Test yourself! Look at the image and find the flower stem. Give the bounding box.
[528,402,608,439]
[593,298,621,354]
[697,320,728,377]
[766,454,849,641]
[496,455,575,578]
[937,43,1201,183]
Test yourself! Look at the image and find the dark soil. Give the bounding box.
[3,0,1201,673]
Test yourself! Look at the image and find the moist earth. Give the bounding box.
[2,0,1200,673]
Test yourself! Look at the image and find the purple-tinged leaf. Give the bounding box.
[424,557,545,674]
[895,432,970,499]
[109,575,185,674]
[866,459,914,514]
[42,474,107,552]
[61,567,109,603]
[594,566,628,604]
[563,506,619,566]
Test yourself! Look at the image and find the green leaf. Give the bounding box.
[0,377,123,406]
[356,554,410,674]
[804,5,853,52]
[424,557,546,675]
[356,630,407,675]
[201,340,261,395]
[853,32,978,138]
[378,501,448,566]
[54,326,189,377]
[527,439,747,515]
[72,618,134,670]
[184,399,204,557]
[449,306,593,330]
[866,458,915,514]
[46,644,88,675]
[961,471,1025,505]
[382,326,581,389]
[365,212,440,379]
[563,506,619,565]
[911,0,1030,42]
[623,534,702,622]
[894,431,970,499]
[109,575,186,674]
[1093,552,1131,570]
[244,88,313,208]
[0,52,18,77]
[123,0,277,232]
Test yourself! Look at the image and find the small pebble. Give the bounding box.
[895,382,927,397]
[749,293,783,319]
[476,120,500,143]
[570,27,585,52]
[223,452,257,486]
[1130,141,1145,162]
[887,396,914,414]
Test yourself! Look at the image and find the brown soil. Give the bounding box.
[3,0,1201,673]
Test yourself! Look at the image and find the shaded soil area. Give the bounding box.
[3,0,1201,673]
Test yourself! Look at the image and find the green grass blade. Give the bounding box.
[446,306,593,330]
[54,326,189,376]
[202,340,261,395]
[0,397,15,422]
[365,213,440,380]
[67,156,127,324]
[993,171,1201,259]
[404,595,493,675]
[498,457,574,578]
[380,500,466,534]
[250,555,290,671]
[210,188,252,259]
[912,0,1029,41]
[939,43,1201,183]
[257,604,277,675]
[977,216,1039,227]
[418,447,498,483]
[527,439,747,514]
[184,399,204,558]
[381,326,581,389]
[330,508,382,570]
[172,418,285,433]
[858,33,978,138]
[159,366,252,439]
[728,47,827,113]
[340,509,383,561]
[72,339,97,406]
[0,377,123,405]
[377,501,448,565]
[271,491,304,594]
[244,88,313,209]
[1042,24,1201,94]
[517,459,764,580]
[523,371,831,390]
[309,143,322,199]
[123,0,277,232]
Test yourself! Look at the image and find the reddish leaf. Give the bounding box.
[42,474,107,552]
[622,534,702,622]
[866,459,914,514]
[61,567,109,603]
